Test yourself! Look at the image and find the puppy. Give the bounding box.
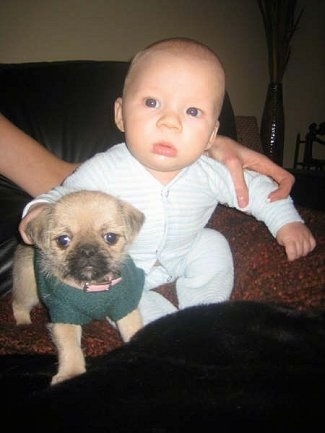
[12,190,145,385]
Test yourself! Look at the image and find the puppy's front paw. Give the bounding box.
[51,373,70,386]
[12,305,32,325]
[116,309,143,342]
[51,367,86,386]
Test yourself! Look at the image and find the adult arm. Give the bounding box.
[0,113,78,197]
[207,135,295,208]
[1,114,293,204]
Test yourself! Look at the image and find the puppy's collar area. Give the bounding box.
[83,273,122,292]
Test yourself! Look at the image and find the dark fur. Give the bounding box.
[2,300,325,432]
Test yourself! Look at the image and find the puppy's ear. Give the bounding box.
[26,205,55,249]
[120,202,145,244]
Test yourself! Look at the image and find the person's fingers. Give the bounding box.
[285,237,316,261]
[267,171,295,202]
[240,151,295,202]
[284,241,298,261]
[207,135,295,204]
[226,158,249,208]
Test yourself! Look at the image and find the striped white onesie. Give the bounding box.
[24,143,303,324]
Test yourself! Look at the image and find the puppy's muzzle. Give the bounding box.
[66,244,113,283]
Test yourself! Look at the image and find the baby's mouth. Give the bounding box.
[152,142,177,157]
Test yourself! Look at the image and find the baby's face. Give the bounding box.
[115,51,225,184]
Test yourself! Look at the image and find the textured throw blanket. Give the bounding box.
[1,300,324,432]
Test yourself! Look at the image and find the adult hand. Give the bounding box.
[207,135,295,208]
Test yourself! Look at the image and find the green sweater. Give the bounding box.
[35,252,145,324]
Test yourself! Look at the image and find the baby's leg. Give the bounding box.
[138,229,233,325]
[176,228,234,309]
[139,266,177,325]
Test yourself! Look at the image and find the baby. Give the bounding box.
[20,37,315,325]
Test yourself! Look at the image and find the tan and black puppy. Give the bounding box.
[12,190,145,385]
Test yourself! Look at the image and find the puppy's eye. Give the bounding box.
[56,235,71,248]
[103,232,119,245]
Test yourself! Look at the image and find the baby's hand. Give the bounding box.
[276,222,316,261]
[19,203,47,244]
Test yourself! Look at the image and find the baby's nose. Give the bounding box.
[157,110,182,129]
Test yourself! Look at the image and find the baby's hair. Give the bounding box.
[123,37,225,97]
[133,37,222,64]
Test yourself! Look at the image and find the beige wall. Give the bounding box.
[0,0,324,167]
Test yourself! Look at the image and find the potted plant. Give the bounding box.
[258,0,303,165]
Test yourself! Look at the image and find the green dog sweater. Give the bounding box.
[34,252,145,325]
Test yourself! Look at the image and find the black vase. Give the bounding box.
[260,82,285,165]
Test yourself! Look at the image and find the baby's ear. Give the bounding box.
[114,97,125,132]
[206,122,219,150]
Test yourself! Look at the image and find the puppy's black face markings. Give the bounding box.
[64,243,116,283]
[54,230,122,282]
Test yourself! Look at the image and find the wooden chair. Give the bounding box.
[294,122,325,170]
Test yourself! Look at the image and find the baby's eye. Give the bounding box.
[186,107,201,117]
[103,232,119,245]
[145,98,160,108]
[56,235,71,248]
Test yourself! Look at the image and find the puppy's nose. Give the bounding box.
[79,244,97,258]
